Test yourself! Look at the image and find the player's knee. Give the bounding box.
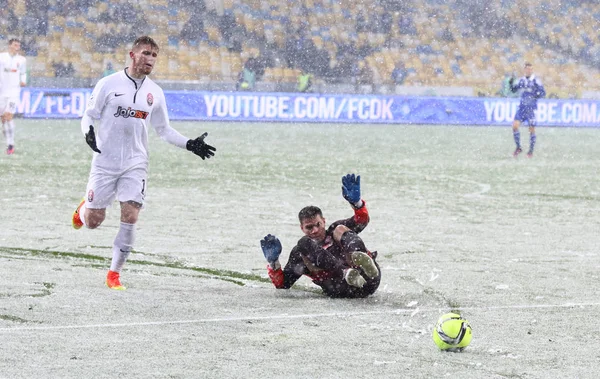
[120,201,141,224]
[121,213,139,224]
[86,209,105,229]
[332,225,350,242]
[86,217,104,229]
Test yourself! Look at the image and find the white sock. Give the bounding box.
[109,222,135,272]
[5,120,15,146]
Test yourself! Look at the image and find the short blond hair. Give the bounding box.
[132,36,159,52]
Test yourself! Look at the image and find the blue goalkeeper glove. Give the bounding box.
[342,173,361,204]
[260,234,282,263]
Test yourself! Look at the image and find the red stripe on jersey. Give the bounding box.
[267,265,285,288]
[353,200,369,224]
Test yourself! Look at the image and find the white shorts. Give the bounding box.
[0,96,18,114]
[85,165,148,209]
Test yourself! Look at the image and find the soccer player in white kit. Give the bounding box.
[0,38,27,155]
[72,36,216,290]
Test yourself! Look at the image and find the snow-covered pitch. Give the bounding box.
[1,120,598,378]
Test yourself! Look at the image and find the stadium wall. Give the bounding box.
[18,88,600,127]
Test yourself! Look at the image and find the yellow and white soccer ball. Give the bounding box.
[432,312,472,352]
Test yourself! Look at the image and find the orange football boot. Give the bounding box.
[72,199,85,230]
[106,270,126,290]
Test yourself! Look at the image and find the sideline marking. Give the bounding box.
[1,302,598,333]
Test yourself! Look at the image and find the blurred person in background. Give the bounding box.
[297,69,312,92]
[391,61,408,85]
[260,174,381,298]
[103,62,116,77]
[0,38,27,155]
[72,36,216,290]
[356,60,374,92]
[497,73,514,97]
[509,62,546,158]
[236,57,257,91]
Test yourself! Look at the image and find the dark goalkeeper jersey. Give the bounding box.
[280,204,370,289]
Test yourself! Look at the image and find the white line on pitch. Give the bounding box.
[0,301,598,333]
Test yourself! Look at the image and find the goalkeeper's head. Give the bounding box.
[299,206,327,242]
[299,206,323,222]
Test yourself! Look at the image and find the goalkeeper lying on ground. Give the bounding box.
[260,174,381,298]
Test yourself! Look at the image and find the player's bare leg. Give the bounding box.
[106,201,140,290]
[1,113,5,139]
[72,200,106,230]
[85,208,107,229]
[2,112,14,154]
[512,120,522,157]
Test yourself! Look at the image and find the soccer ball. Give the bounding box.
[432,312,472,352]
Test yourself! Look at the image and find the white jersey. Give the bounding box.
[81,68,189,173]
[0,51,27,99]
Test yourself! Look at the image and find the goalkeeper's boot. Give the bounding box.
[527,150,533,158]
[6,145,14,155]
[344,268,366,288]
[72,199,85,230]
[106,270,126,290]
[513,147,522,157]
[350,251,379,279]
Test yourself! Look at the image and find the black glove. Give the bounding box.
[85,125,101,153]
[508,76,515,87]
[186,132,216,160]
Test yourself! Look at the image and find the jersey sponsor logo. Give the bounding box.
[114,93,125,97]
[88,189,94,202]
[147,93,153,106]
[114,105,148,119]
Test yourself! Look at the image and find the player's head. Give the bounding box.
[129,36,159,77]
[8,38,21,55]
[299,206,327,242]
[524,62,533,77]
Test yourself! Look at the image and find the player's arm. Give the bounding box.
[260,235,302,289]
[19,57,27,87]
[80,79,109,153]
[342,173,369,225]
[533,79,546,98]
[328,202,370,235]
[508,76,519,92]
[151,90,216,159]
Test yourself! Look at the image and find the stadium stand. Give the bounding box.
[1,0,598,98]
